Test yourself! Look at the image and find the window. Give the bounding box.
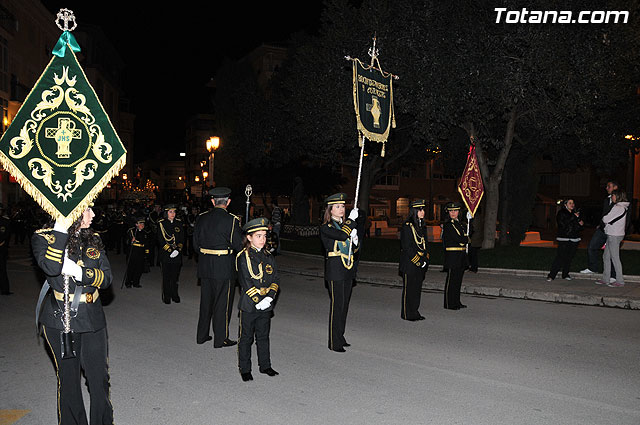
[375,174,399,187]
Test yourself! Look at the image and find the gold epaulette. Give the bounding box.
[35,228,53,234]
[235,248,247,271]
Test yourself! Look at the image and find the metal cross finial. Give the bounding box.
[368,34,379,66]
[56,8,77,32]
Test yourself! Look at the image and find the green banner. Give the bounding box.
[352,58,395,147]
[0,33,126,223]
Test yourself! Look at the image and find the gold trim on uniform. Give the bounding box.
[269,283,279,292]
[265,264,273,274]
[54,289,99,303]
[86,247,100,259]
[86,269,94,279]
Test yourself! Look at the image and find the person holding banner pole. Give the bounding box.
[320,193,359,352]
[442,202,469,310]
[34,208,114,425]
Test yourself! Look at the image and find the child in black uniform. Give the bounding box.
[236,217,280,382]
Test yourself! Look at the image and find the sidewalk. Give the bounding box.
[279,251,640,310]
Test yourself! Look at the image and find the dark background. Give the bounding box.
[40,1,323,156]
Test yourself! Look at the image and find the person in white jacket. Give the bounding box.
[598,190,630,287]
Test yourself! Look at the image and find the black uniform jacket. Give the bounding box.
[236,246,280,313]
[33,229,112,332]
[442,219,469,269]
[399,220,429,273]
[193,207,243,280]
[320,218,358,281]
[127,227,149,271]
[157,218,184,264]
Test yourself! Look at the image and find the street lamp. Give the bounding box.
[206,136,220,187]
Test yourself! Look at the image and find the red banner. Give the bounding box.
[457,143,484,216]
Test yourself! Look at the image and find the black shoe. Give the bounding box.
[133,284,142,288]
[214,338,237,348]
[459,304,467,309]
[417,315,426,320]
[445,306,460,310]
[1,291,13,295]
[172,296,181,303]
[162,295,170,304]
[330,347,346,353]
[197,336,212,345]
[241,372,253,382]
[343,342,351,347]
[260,368,279,377]
[125,284,132,288]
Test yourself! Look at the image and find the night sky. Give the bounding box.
[40,1,322,159]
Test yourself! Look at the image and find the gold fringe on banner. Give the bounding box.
[0,151,126,225]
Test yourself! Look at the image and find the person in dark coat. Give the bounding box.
[236,217,280,382]
[319,193,360,352]
[547,199,584,281]
[34,208,114,425]
[442,202,469,310]
[193,187,243,348]
[157,204,184,304]
[399,199,429,321]
[124,217,150,288]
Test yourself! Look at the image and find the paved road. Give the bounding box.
[1,249,639,424]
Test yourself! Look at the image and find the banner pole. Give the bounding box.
[348,137,366,265]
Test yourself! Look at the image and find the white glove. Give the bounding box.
[348,208,359,221]
[170,250,179,258]
[255,296,273,310]
[351,233,359,247]
[53,219,69,234]
[422,262,427,269]
[62,256,83,281]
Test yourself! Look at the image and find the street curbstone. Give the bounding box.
[602,297,630,309]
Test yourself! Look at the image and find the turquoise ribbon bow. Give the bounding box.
[52,31,81,58]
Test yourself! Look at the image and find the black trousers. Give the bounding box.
[237,311,271,373]
[0,248,9,294]
[42,326,113,425]
[161,262,181,302]
[548,241,579,279]
[401,268,424,320]
[444,266,464,309]
[328,279,352,350]
[197,278,235,345]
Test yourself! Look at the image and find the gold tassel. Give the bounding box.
[381,142,386,157]
[358,133,363,147]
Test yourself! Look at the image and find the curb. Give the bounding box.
[280,251,640,283]
[280,251,640,310]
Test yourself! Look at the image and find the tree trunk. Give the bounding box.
[462,105,518,249]
[499,167,509,246]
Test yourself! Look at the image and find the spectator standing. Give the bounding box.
[597,190,630,287]
[547,199,583,281]
[580,181,618,279]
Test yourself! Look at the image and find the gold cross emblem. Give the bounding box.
[45,117,82,158]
